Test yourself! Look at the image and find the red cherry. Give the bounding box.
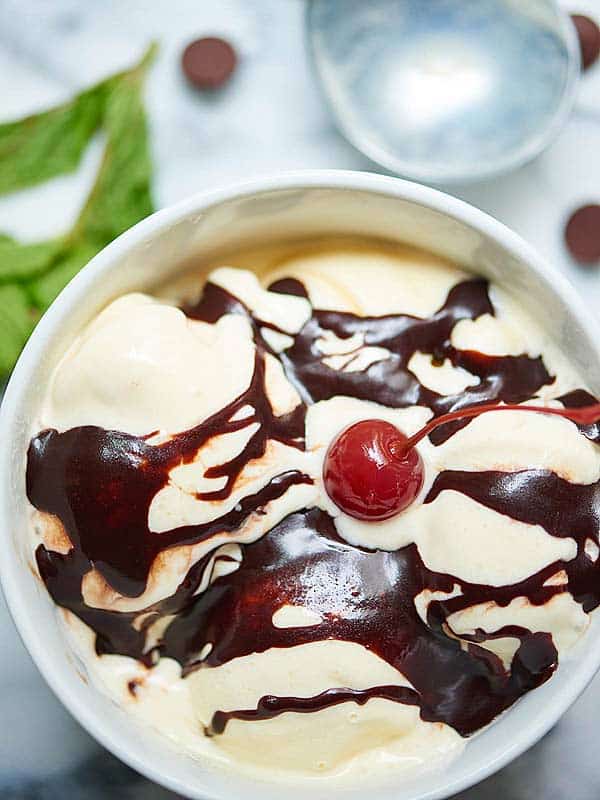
[323,419,424,521]
[323,403,600,522]
[323,402,600,524]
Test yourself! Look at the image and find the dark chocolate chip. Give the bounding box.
[267,278,309,298]
[571,14,600,70]
[565,204,600,264]
[181,37,237,89]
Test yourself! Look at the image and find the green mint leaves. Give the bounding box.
[0,43,157,377]
[0,83,109,197]
[0,284,36,379]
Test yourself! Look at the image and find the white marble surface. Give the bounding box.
[1,1,600,797]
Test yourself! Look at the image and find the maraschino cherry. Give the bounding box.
[323,401,600,522]
[323,419,425,521]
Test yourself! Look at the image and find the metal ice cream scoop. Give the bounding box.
[307,0,580,184]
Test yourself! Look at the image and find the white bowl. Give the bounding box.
[2,170,600,800]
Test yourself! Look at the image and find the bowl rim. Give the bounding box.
[305,0,581,184]
[2,169,600,799]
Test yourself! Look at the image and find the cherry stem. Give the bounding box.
[395,401,600,458]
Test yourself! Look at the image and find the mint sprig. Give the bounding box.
[0,82,109,196]
[0,43,157,377]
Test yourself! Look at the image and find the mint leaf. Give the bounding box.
[28,241,98,310]
[30,45,157,311]
[0,237,62,283]
[75,49,155,248]
[0,82,109,196]
[0,47,153,197]
[0,44,157,376]
[0,284,37,375]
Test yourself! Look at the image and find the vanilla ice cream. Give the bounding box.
[25,239,600,785]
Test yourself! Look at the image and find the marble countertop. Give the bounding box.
[2,1,600,797]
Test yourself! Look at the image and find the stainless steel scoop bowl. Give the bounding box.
[307,0,580,184]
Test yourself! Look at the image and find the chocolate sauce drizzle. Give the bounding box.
[426,470,600,613]
[29,349,307,598]
[26,272,600,741]
[207,684,421,736]
[164,507,558,736]
[276,279,553,444]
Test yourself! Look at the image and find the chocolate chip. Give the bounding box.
[565,205,600,264]
[571,14,600,70]
[181,37,237,89]
[267,278,309,298]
